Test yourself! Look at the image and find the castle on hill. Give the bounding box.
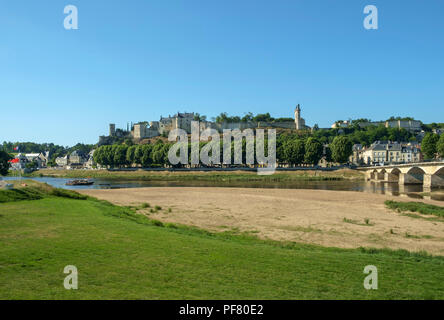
[99,104,310,143]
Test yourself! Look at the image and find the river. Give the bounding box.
[3,176,444,201]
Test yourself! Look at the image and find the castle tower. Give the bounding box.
[109,123,116,136]
[294,104,302,130]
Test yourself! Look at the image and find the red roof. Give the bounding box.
[8,158,20,163]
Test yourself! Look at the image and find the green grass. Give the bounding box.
[22,168,364,182]
[0,187,45,203]
[1,187,444,299]
[385,200,444,217]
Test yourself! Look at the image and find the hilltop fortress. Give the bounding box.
[99,104,310,144]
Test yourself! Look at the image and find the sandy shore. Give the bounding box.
[79,187,444,255]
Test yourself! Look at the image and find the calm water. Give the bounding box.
[3,176,444,202]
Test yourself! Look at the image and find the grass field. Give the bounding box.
[1,184,444,299]
[21,168,364,182]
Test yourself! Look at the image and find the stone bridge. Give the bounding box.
[359,161,444,188]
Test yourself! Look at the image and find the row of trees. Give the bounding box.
[93,135,354,168]
[279,135,352,165]
[93,142,171,167]
[421,133,444,159]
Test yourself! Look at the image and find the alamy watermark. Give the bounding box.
[363,5,378,30]
[64,265,78,290]
[168,121,277,175]
[363,265,378,290]
[64,5,78,30]
[62,4,378,31]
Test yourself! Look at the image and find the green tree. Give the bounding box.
[93,146,113,167]
[126,145,137,165]
[421,133,439,159]
[436,134,444,159]
[0,150,12,176]
[324,145,332,163]
[141,144,153,167]
[330,136,353,164]
[304,137,323,165]
[113,145,128,167]
[25,161,38,169]
[93,147,103,165]
[283,139,305,165]
[134,145,144,166]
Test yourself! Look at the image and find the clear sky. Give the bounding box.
[1,0,443,146]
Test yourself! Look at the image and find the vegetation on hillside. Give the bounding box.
[214,112,294,124]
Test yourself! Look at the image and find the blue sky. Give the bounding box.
[1,0,443,146]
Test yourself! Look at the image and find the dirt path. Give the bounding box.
[79,187,444,255]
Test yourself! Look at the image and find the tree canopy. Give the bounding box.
[421,133,439,159]
[437,134,444,159]
[330,136,353,164]
[0,150,12,176]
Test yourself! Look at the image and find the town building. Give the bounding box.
[8,152,50,170]
[331,119,422,132]
[54,150,96,169]
[352,141,422,165]
[55,155,69,167]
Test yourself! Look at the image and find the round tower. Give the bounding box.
[294,104,301,129]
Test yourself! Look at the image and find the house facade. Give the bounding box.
[352,141,422,165]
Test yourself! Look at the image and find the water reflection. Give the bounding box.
[3,176,444,202]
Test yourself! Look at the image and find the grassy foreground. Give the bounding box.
[23,168,363,182]
[1,184,444,299]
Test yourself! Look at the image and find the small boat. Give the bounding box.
[66,179,94,186]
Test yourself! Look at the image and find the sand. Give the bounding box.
[79,187,444,255]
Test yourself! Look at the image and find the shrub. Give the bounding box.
[151,220,164,227]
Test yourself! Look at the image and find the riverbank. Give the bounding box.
[2,182,444,299]
[80,187,444,255]
[21,168,364,182]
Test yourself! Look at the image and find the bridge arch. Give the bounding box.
[372,168,385,180]
[388,168,401,175]
[385,168,401,182]
[432,166,444,176]
[426,166,444,188]
[398,166,426,185]
[406,166,426,175]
